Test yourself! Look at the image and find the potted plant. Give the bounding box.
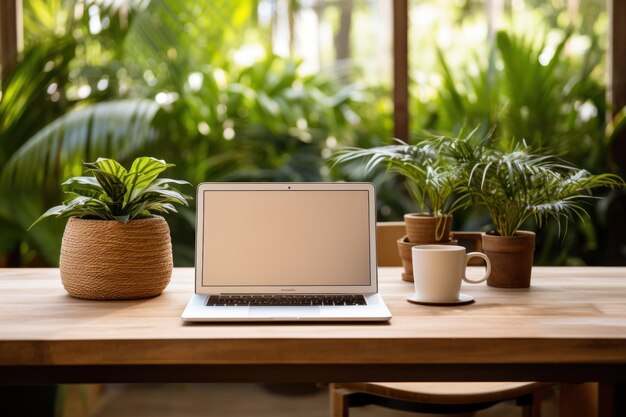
[30,157,191,300]
[451,139,624,288]
[333,139,467,280]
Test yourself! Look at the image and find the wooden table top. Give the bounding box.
[1,267,625,383]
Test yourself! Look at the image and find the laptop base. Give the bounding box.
[182,293,391,322]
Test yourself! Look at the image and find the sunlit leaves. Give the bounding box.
[30,156,191,228]
[0,99,162,190]
[333,137,468,216]
[448,137,625,236]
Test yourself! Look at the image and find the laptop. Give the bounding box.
[181,182,392,322]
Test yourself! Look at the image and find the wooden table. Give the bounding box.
[1,267,625,389]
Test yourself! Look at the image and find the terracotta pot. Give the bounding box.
[397,236,458,282]
[481,231,535,288]
[404,213,452,244]
[60,216,173,300]
[452,231,486,266]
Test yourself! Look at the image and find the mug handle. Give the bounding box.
[463,252,491,284]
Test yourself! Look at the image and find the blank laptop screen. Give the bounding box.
[200,189,371,287]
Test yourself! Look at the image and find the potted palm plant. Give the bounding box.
[449,138,624,288]
[31,157,191,300]
[333,139,467,280]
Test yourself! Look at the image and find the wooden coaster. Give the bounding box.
[406,293,475,306]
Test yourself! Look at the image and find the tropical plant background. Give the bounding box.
[0,0,622,268]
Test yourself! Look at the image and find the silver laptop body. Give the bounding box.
[181,182,391,322]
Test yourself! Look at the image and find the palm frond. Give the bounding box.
[333,136,468,215]
[0,37,77,161]
[0,99,162,191]
[460,142,625,236]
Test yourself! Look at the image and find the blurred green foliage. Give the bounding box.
[0,0,621,267]
[0,0,392,266]
[405,0,623,265]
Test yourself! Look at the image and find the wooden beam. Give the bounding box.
[334,0,353,62]
[608,0,626,171]
[0,0,22,82]
[392,0,409,142]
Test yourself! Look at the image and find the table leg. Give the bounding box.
[560,383,598,417]
[599,383,626,417]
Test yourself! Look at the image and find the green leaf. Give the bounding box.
[123,157,174,204]
[28,195,109,229]
[28,204,67,230]
[61,176,104,196]
[91,169,127,208]
[113,214,131,223]
[152,178,192,187]
[92,158,129,179]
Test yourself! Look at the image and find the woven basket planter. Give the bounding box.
[60,216,173,300]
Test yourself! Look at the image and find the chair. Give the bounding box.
[330,222,555,417]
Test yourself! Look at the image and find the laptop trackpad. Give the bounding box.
[248,306,320,318]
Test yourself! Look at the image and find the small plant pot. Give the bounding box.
[481,231,535,288]
[404,213,452,244]
[397,236,457,282]
[452,231,486,266]
[60,216,173,300]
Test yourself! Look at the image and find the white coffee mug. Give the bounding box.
[411,245,491,303]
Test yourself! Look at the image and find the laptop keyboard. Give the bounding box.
[206,294,367,306]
